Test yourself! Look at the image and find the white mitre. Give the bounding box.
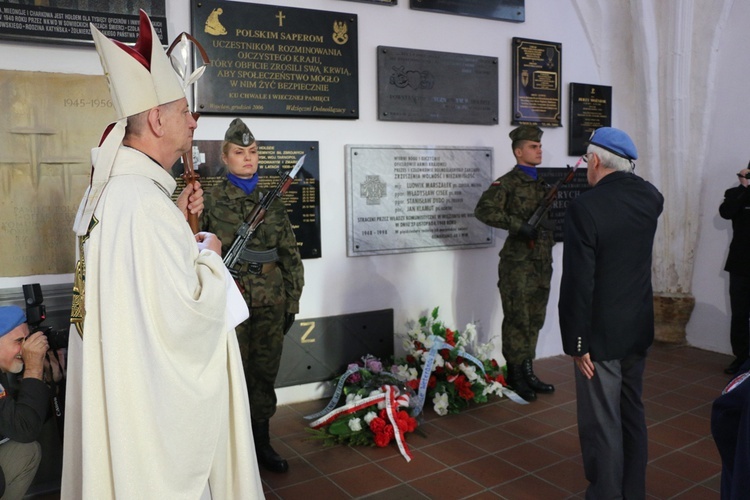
[73,10,186,235]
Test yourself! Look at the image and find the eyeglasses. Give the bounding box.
[580,153,590,164]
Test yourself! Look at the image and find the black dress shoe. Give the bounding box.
[724,358,746,375]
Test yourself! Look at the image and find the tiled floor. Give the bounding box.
[259,343,731,500]
[27,342,732,499]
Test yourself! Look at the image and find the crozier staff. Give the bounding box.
[202,118,304,474]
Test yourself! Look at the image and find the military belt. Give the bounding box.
[239,248,278,276]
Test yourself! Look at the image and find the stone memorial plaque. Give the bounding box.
[0,70,115,277]
[537,166,591,241]
[409,0,524,23]
[377,46,498,125]
[568,83,612,156]
[0,1,167,45]
[346,145,493,256]
[512,37,561,127]
[172,140,321,259]
[191,0,358,118]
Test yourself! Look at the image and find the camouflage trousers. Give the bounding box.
[236,301,286,421]
[498,258,552,364]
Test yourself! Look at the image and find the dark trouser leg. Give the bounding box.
[620,353,648,499]
[729,274,750,362]
[236,302,288,472]
[576,360,622,499]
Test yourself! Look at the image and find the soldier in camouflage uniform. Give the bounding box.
[201,118,304,473]
[474,125,555,402]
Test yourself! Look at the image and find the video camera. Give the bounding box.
[23,283,70,351]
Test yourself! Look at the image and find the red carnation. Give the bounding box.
[428,375,437,388]
[445,329,456,346]
[369,417,386,433]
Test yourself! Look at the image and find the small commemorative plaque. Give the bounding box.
[409,0,524,23]
[512,37,562,127]
[377,46,498,125]
[568,83,612,156]
[346,145,494,256]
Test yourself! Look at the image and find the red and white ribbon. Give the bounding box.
[309,385,413,462]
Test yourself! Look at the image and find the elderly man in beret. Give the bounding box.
[559,127,663,498]
[0,305,50,500]
[474,124,557,402]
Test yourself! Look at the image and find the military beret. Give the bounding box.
[509,125,543,143]
[0,306,25,338]
[589,127,638,160]
[224,118,255,147]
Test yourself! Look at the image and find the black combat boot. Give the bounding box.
[507,364,537,402]
[253,419,289,473]
[522,359,555,393]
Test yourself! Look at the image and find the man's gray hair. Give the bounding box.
[587,144,634,173]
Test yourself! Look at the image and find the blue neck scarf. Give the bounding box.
[517,164,538,180]
[227,172,259,195]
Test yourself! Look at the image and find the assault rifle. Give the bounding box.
[223,154,306,278]
[526,157,583,249]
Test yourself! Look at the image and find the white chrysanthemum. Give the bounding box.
[363,411,378,425]
[432,354,445,369]
[402,337,414,351]
[393,364,411,381]
[433,392,449,416]
[345,393,363,404]
[460,363,479,382]
[483,381,505,397]
[348,417,363,432]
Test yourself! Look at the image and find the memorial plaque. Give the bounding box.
[568,83,612,156]
[172,140,321,259]
[377,46,498,125]
[339,0,396,5]
[409,0,524,23]
[512,37,561,127]
[191,0,358,118]
[0,70,115,277]
[0,1,167,45]
[537,166,591,241]
[346,145,493,256]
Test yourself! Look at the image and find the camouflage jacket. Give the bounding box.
[474,167,554,261]
[202,177,304,313]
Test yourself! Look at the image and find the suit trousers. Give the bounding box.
[575,352,648,500]
[729,273,750,362]
[0,441,41,500]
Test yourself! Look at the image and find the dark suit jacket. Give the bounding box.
[719,185,750,276]
[558,170,664,361]
[711,359,750,500]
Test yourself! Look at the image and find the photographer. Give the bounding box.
[0,305,50,500]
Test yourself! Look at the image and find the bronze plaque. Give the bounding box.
[536,166,591,242]
[377,46,498,125]
[191,0,358,118]
[568,83,612,156]
[172,140,321,259]
[512,37,561,127]
[0,70,115,277]
[409,0,524,22]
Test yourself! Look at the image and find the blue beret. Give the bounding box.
[0,306,25,337]
[589,127,638,160]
